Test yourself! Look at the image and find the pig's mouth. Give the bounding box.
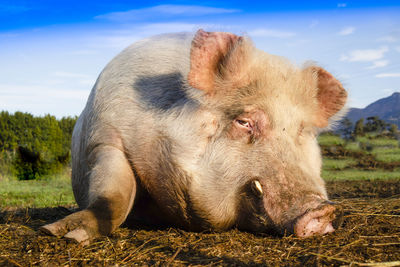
[292,201,343,238]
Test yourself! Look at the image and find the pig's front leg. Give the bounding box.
[40,145,136,245]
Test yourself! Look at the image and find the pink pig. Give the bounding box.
[41,30,347,244]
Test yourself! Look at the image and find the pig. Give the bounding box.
[41,29,347,244]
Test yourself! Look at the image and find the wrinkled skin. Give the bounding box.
[41,30,347,244]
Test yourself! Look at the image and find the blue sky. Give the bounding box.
[0,1,399,117]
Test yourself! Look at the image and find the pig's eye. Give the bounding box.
[235,119,253,131]
[237,120,249,127]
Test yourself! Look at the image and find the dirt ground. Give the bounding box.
[1,180,400,266]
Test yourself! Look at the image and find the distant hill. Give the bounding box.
[346,92,400,127]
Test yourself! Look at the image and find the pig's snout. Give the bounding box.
[293,201,343,238]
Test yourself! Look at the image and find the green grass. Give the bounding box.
[322,135,400,180]
[0,174,75,208]
[371,147,400,162]
[322,158,356,170]
[357,137,398,147]
[322,169,400,181]
[374,153,400,163]
[341,137,399,154]
[344,142,362,152]
[318,134,345,146]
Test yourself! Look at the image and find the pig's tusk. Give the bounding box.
[253,180,263,195]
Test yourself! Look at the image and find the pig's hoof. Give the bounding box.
[40,222,67,238]
[64,228,90,245]
[39,209,101,244]
[40,223,91,245]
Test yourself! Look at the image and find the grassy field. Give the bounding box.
[322,168,400,180]
[319,133,400,181]
[0,173,75,208]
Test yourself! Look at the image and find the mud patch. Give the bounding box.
[1,180,400,266]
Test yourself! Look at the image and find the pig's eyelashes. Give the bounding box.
[235,119,253,132]
[229,118,256,141]
[236,119,250,127]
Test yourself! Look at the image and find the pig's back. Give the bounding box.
[81,31,196,131]
[95,32,194,98]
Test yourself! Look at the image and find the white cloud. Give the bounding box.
[80,79,95,86]
[338,26,355,36]
[0,84,90,117]
[51,72,96,88]
[383,88,396,94]
[139,23,239,36]
[88,34,141,49]
[249,28,296,38]
[0,84,89,99]
[285,39,310,47]
[338,74,350,79]
[52,72,96,87]
[96,5,240,22]
[139,23,200,34]
[396,46,400,53]
[378,36,397,43]
[375,73,400,78]
[337,3,347,8]
[366,60,389,69]
[340,46,388,62]
[86,23,203,50]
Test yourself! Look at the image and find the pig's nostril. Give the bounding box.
[251,180,263,197]
[294,204,339,238]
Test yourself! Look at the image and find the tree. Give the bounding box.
[389,124,399,137]
[340,118,353,141]
[59,116,78,151]
[354,118,364,137]
[364,116,387,133]
[0,111,77,180]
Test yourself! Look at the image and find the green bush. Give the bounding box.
[0,111,77,180]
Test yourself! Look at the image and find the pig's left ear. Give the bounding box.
[188,29,244,94]
[312,67,348,128]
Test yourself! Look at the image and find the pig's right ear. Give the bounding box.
[311,67,348,128]
[188,29,243,95]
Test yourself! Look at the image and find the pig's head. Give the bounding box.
[187,30,346,237]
